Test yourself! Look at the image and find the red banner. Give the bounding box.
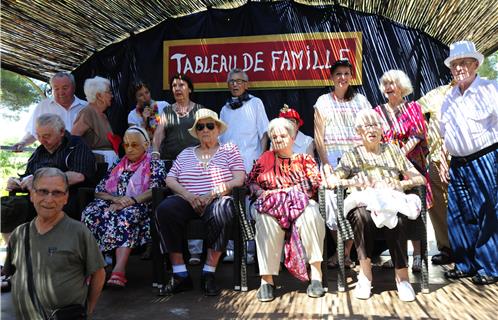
[163,32,362,90]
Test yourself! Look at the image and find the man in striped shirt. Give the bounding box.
[3,114,96,241]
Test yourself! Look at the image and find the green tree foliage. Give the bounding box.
[478,51,498,80]
[0,69,44,119]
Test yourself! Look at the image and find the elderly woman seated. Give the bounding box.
[72,76,119,165]
[325,109,426,302]
[155,108,245,296]
[81,126,166,288]
[247,117,325,302]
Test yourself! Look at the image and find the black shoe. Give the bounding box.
[306,280,325,298]
[471,274,498,285]
[444,268,475,279]
[159,274,193,296]
[256,283,275,302]
[201,273,221,296]
[431,251,452,265]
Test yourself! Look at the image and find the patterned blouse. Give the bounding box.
[374,101,429,174]
[374,101,432,206]
[247,151,322,199]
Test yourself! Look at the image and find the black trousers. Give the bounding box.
[347,206,408,269]
[155,195,235,253]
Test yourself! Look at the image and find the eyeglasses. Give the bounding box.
[449,59,476,69]
[33,188,67,198]
[195,123,216,131]
[228,79,247,85]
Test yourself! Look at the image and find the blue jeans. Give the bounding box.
[447,150,498,276]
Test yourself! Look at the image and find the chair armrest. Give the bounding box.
[152,187,171,214]
[232,186,255,241]
[77,187,96,213]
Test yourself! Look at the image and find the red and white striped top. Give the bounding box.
[168,143,245,195]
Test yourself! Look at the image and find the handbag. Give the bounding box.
[24,224,87,320]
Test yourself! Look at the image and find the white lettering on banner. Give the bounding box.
[171,48,348,74]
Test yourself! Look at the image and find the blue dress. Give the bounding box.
[82,159,166,252]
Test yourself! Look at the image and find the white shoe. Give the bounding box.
[223,250,234,262]
[397,281,416,302]
[354,276,371,300]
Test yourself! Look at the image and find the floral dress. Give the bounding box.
[82,159,166,252]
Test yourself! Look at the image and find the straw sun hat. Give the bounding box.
[188,108,228,139]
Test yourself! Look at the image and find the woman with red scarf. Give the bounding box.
[247,118,325,302]
[81,126,166,288]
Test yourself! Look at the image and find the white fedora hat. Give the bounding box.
[188,108,228,139]
[444,40,484,67]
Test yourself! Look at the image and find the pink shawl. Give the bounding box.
[105,152,151,197]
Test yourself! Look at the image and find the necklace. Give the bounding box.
[173,102,192,117]
[332,92,346,102]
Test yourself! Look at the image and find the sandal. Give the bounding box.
[444,268,475,279]
[412,255,422,273]
[471,274,498,285]
[328,254,355,269]
[107,272,127,288]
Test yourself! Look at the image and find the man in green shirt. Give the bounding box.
[4,167,105,319]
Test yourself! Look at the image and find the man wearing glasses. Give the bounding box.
[3,167,105,319]
[439,40,498,285]
[219,68,269,262]
[2,113,95,242]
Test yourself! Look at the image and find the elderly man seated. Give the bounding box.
[2,113,96,242]
[325,109,426,302]
[247,118,325,302]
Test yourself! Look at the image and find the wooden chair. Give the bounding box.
[151,186,254,291]
[318,185,429,293]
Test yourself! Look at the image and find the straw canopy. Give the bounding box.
[1,0,497,81]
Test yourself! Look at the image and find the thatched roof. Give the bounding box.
[1,0,497,81]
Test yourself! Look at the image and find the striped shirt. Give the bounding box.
[168,143,245,195]
[25,132,96,184]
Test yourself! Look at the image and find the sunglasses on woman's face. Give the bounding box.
[195,122,216,131]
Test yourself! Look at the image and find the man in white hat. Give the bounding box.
[439,40,498,285]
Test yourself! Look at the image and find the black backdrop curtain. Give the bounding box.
[73,1,451,139]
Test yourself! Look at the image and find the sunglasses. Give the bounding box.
[195,122,216,131]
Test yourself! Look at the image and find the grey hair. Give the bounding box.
[50,72,75,87]
[227,68,249,82]
[33,167,69,191]
[379,69,413,97]
[35,113,66,132]
[84,76,111,103]
[268,117,297,139]
[124,126,151,144]
[354,109,383,128]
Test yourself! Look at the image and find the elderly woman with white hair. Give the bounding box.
[375,70,432,272]
[247,117,325,302]
[327,108,426,302]
[155,108,245,297]
[72,76,119,164]
[81,126,166,288]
